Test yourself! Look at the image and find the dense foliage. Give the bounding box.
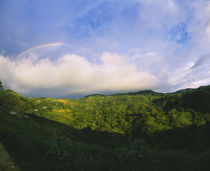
[0,85,210,170]
[0,81,3,91]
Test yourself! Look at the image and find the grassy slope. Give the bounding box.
[0,142,20,171]
[0,86,210,170]
[1,112,210,171]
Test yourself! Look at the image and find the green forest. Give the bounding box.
[0,82,210,170]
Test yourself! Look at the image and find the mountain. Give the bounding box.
[0,85,210,170]
[112,90,163,96]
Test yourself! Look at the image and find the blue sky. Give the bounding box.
[0,0,210,97]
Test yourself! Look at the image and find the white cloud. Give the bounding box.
[0,52,160,97]
[1,0,210,97]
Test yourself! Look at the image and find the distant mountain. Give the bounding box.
[172,88,195,94]
[172,85,210,95]
[84,94,106,98]
[112,90,163,96]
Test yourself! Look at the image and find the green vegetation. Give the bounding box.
[0,143,20,171]
[0,84,210,170]
[0,81,3,91]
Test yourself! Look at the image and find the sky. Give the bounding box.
[0,0,210,98]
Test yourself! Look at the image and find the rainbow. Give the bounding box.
[16,42,71,59]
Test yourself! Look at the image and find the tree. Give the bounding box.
[0,81,3,90]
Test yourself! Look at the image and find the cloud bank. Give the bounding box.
[0,52,161,97]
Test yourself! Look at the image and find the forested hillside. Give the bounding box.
[0,85,210,170]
